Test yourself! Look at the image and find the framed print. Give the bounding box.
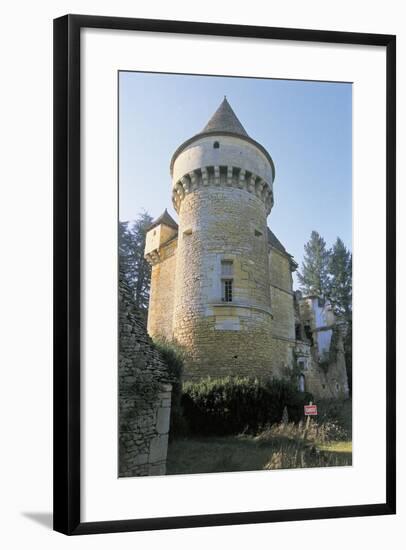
[53,15,396,535]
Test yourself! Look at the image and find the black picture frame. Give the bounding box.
[53,14,396,536]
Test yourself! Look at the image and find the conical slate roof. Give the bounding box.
[170,97,275,180]
[201,97,249,137]
[148,209,178,231]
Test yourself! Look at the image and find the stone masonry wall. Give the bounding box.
[302,335,349,399]
[172,185,275,379]
[268,249,295,341]
[147,239,177,342]
[268,247,296,378]
[180,312,275,380]
[119,274,172,477]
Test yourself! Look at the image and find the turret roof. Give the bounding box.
[170,97,275,179]
[148,209,178,231]
[201,97,249,137]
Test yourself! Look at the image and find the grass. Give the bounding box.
[167,418,352,475]
[318,441,352,453]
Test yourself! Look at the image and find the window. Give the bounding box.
[222,279,233,302]
[221,260,233,302]
[221,260,233,277]
[295,323,302,340]
[254,229,263,237]
[213,141,220,149]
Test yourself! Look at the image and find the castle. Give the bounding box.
[144,98,349,399]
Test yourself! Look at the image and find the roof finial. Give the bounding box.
[201,97,248,137]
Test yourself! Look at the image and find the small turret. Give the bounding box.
[144,209,178,265]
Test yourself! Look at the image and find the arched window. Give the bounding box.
[298,374,305,393]
[213,141,220,149]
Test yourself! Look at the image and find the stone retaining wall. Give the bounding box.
[119,273,172,477]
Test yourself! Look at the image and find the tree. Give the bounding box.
[119,211,153,318]
[327,237,352,395]
[297,231,330,297]
[327,237,352,317]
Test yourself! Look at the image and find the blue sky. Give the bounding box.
[119,72,352,286]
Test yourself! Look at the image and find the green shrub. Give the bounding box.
[316,398,352,438]
[181,376,313,436]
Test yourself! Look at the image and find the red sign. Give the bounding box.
[304,404,318,416]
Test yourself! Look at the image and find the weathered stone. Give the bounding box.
[133,453,149,466]
[148,462,166,476]
[149,435,169,462]
[118,274,172,477]
[156,406,171,434]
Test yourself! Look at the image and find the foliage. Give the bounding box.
[154,340,184,383]
[297,231,330,297]
[326,238,352,394]
[154,340,188,438]
[327,237,352,317]
[344,319,352,395]
[181,376,313,436]
[119,212,153,320]
[256,417,349,444]
[316,398,352,438]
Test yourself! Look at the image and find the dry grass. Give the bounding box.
[167,400,352,475]
[167,419,352,475]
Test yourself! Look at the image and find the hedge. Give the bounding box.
[181,376,313,436]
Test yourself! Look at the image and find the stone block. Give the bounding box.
[156,406,171,434]
[133,453,149,466]
[149,434,169,463]
[148,462,166,476]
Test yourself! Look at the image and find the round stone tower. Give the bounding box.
[171,97,276,379]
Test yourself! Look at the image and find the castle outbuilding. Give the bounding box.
[144,98,349,399]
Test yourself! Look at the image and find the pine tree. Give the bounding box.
[327,237,352,317]
[297,231,330,297]
[118,221,134,288]
[327,237,352,395]
[119,211,153,318]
